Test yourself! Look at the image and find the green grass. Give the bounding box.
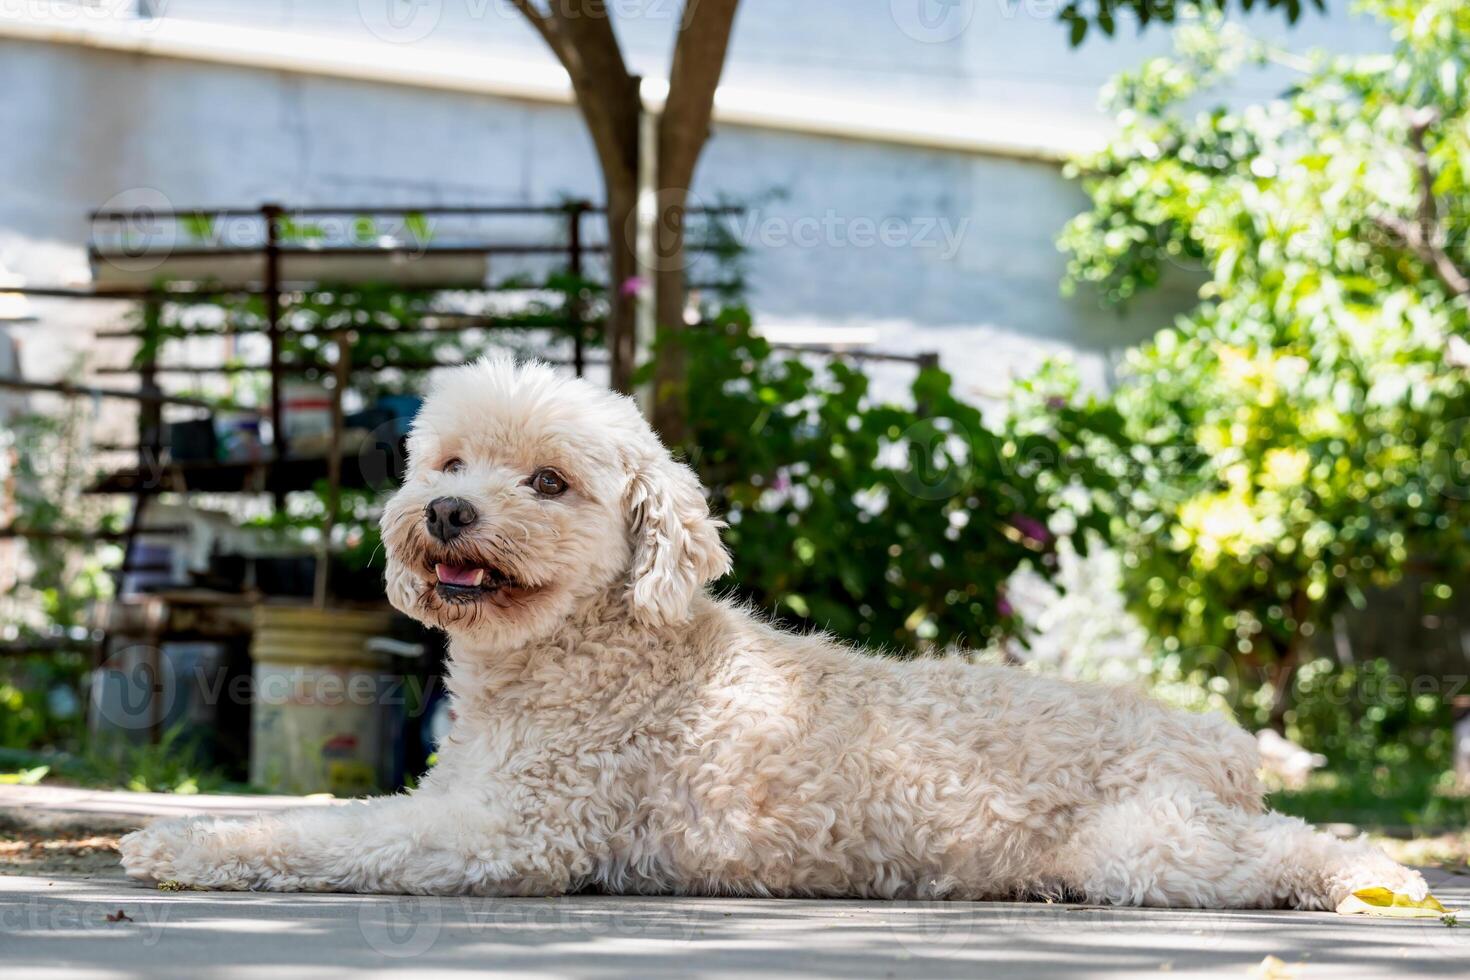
[0,728,252,796]
[1270,761,1470,831]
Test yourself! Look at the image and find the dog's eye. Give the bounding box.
[530,468,568,496]
[441,457,465,474]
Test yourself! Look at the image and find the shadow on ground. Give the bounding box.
[2,872,1467,978]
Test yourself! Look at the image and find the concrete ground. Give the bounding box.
[1,786,1468,978]
[0,784,342,825]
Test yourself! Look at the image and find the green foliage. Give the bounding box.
[1257,653,1463,829]
[0,656,87,751]
[1269,755,1470,830]
[670,310,1103,651]
[78,725,227,795]
[0,403,119,752]
[0,728,234,795]
[1058,0,1324,47]
[1057,2,1470,714]
[138,279,592,401]
[2,409,121,628]
[1287,657,1455,771]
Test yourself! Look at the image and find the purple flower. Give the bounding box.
[619,276,647,297]
[997,589,1014,618]
[1010,514,1052,545]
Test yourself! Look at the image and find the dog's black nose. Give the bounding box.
[425,496,478,543]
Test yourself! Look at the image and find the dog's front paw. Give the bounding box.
[119,816,256,890]
[1328,852,1428,909]
[119,818,191,883]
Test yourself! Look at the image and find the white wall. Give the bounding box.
[152,1,1390,129]
[0,1,1393,405]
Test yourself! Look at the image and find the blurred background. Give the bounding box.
[1,0,1468,871]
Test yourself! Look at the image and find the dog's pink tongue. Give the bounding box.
[435,563,483,587]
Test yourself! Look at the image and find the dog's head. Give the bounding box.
[380,356,730,649]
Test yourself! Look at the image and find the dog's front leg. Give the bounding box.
[119,791,579,895]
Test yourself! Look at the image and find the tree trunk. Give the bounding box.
[651,187,691,445]
[1265,648,1301,734]
[603,181,639,394]
[644,0,741,444]
[507,0,740,427]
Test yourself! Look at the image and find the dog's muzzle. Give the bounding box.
[426,496,478,543]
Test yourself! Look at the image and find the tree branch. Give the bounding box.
[510,0,641,184]
[658,0,741,191]
[506,0,569,64]
[508,0,647,392]
[1370,108,1470,299]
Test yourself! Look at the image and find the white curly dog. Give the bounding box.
[121,357,1423,909]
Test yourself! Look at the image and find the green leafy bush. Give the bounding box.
[669,310,1106,652]
[1056,2,1470,725]
[1271,655,1466,828]
[1289,657,1455,771]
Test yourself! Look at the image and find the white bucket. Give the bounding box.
[249,605,393,796]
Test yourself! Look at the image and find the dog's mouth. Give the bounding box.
[429,561,542,606]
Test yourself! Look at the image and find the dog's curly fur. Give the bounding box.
[121,357,1423,909]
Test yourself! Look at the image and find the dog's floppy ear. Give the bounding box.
[624,452,731,627]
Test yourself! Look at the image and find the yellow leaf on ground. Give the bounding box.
[1249,955,1302,979]
[1335,886,1451,918]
